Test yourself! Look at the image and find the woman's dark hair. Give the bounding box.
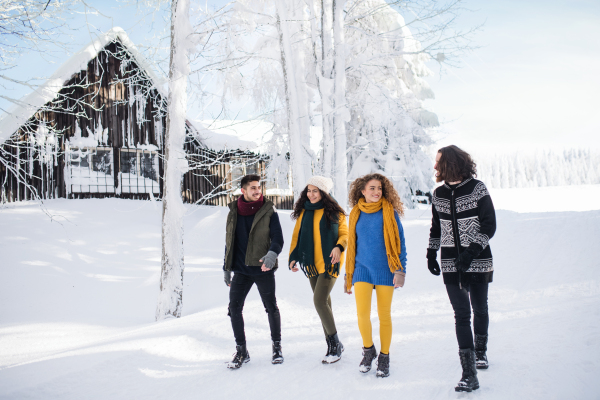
[291,186,346,225]
[436,145,477,183]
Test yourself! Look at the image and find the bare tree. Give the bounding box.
[155,0,194,320]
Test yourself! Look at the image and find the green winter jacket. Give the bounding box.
[224,199,279,272]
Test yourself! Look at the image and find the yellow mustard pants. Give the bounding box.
[354,282,394,354]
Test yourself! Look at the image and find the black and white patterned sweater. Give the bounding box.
[428,178,497,285]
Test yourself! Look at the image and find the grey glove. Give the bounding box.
[260,250,278,270]
[224,270,232,286]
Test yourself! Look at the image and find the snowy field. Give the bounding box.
[1,185,599,399]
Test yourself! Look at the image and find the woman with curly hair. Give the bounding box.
[427,145,496,392]
[344,173,407,378]
[288,176,348,363]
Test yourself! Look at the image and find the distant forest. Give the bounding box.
[474,149,600,188]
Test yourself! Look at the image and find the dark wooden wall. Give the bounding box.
[0,39,294,209]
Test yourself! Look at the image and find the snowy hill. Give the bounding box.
[1,186,599,399]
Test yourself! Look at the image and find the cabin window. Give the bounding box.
[67,147,115,194]
[230,159,261,190]
[119,149,160,194]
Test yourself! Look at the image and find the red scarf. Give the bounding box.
[237,194,265,216]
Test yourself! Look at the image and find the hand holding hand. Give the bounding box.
[329,247,341,265]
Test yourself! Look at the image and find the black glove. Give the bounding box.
[454,245,481,272]
[454,248,477,272]
[426,249,441,276]
[224,270,232,286]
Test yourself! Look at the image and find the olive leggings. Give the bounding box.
[309,273,338,336]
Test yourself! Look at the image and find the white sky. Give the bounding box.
[424,0,600,152]
[1,0,598,152]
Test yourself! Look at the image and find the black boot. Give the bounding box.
[272,340,284,364]
[455,348,479,392]
[475,334,489,369]
[227,344,250,369]
[376,353,390,378]
[358,345,377,373]
[322,333,344,364]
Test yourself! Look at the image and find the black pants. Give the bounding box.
[228,271,281,345]
[445,283,489,350]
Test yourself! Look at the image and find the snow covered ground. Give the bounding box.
[1,185,599,399]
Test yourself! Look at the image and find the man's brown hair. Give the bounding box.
[436,145,477,183]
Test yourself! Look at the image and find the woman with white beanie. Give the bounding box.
[289,176,349,364]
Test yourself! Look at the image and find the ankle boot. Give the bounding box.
[474,334,489,369]
[227,344,250,369]
[376,352,390,378]
[455,348,479,392]
[322,335,333,363]
[359,345,377,373]
[272,340,284,364]
[323,333,344,364]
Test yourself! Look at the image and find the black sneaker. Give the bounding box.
[272,340,284,364]
[227,344,250,369]
[376,353,390,378]
[359,345,377,373]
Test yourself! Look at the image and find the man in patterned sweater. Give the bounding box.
[426,145,497,393]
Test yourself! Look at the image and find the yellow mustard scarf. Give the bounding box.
[345,197,403,292]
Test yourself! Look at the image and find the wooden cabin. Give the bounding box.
[0,28,293,209]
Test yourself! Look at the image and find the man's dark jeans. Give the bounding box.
[228,271,281,345]
[445,282,489,350]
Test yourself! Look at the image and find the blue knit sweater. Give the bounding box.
[352,209,407,287]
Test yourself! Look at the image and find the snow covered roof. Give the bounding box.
[192,119,274,153]
[0,27,167,146]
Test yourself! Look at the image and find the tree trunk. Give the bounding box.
[275,0,309,200]
[320,0,335,178]
[332,0,348,207]
[156,0,190,321]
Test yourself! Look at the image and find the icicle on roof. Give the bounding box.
[0,27,167,145]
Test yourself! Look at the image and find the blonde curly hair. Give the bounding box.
[348,173,404,217]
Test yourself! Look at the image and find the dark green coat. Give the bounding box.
[224,199,279,272]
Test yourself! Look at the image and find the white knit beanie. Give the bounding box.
[305,176,334,194]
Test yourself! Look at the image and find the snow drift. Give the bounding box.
[0,185,599,399]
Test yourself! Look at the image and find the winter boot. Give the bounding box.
[322,333,344,364]
[376,353,390,378]
[227,344,250,369]
[322,335,333,363]
[359,345,377,373]
[272,340,284,364]
[455,348,479,392]
[475,334,489,369]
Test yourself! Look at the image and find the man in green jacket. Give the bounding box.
[223,174,284,369]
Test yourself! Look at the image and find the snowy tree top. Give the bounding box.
[193,119,274,154]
